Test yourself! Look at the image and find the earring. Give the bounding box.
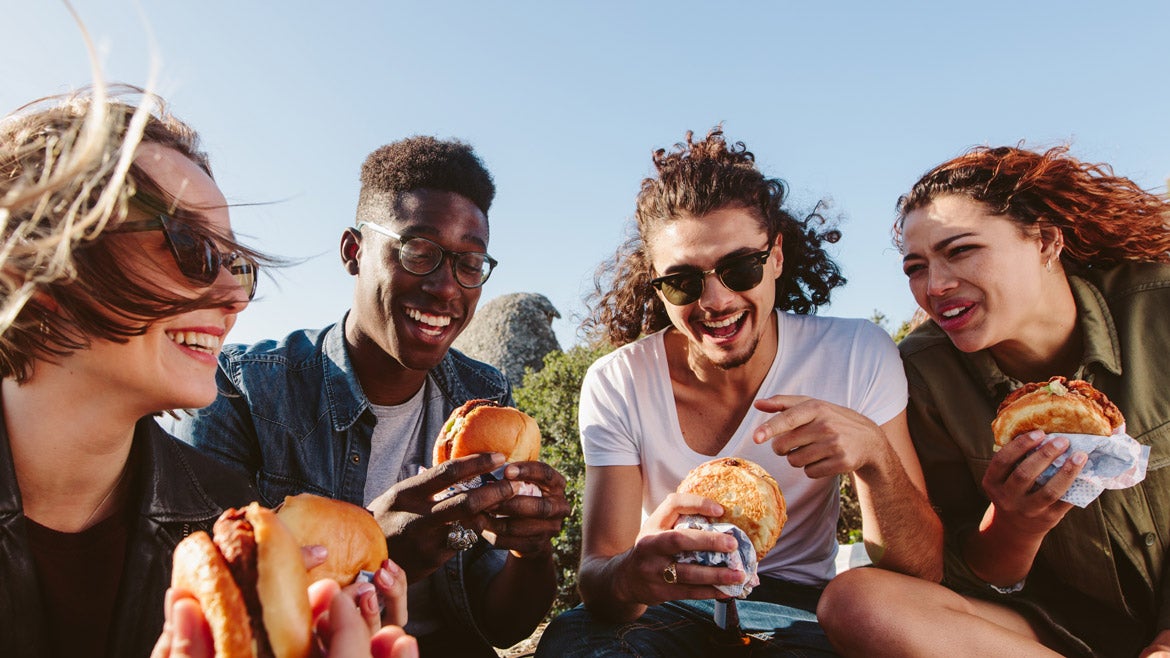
[1045,259,1053,272]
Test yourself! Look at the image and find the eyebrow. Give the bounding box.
[398,224,488,251]
[659,245,764,275]
[902,232,975,264]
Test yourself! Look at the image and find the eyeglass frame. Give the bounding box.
[356,221,498,289]
[112,214,259,300]
[649,245,773,306]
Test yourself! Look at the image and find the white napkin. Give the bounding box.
[673,514,759,598]
[1034,425,1150,508]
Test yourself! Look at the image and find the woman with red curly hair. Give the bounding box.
[817,145,1170,657]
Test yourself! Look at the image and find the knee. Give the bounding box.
[817,568,900,638]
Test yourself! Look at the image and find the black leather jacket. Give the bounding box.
[0,414,258,658]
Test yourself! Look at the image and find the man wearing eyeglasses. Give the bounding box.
[534,128,942,657]
[174,136,570,657]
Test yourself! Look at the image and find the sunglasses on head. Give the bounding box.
[357,222,498,289]
[650,247,772,306]
[114,214,259,300]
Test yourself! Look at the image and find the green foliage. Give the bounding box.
[514,343,612,615]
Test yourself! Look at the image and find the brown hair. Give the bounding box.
[583,126,844,347]
[0,86,265,381]
[894,145,1170,270]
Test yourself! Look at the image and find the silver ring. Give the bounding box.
[662,560,678,584]
[446,521,479,551]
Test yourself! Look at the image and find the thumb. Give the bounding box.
[168,598,214,658]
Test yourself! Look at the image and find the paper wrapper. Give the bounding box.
[673,515,759,598]
[1033,425,1150,508]
[429,464,542,502]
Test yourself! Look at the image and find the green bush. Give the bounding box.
[514,344,612,615]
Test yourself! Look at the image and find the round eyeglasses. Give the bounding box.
[357,222,497,289]
[650,247,771,306]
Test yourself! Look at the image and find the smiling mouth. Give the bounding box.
[166,330,222,354]
[699,311,747,339]
[406,307,453,336]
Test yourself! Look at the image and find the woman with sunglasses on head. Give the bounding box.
[0,86,267,658]
[817,146,1170,657]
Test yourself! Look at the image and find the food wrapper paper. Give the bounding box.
[673,515,759,598]
[429,464,541,502]
[1034,425,1150,508]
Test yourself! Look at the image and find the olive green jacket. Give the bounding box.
[899,263,1170,657]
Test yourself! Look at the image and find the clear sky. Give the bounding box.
[5,1,1168,347]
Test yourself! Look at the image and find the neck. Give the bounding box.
[671,312,779,395]
[990,275,1082,383]
[344,315,428,406]
[3,370,137,532]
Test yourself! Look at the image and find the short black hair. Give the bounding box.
[355,136,495,223]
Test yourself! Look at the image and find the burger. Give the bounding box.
[275,493,389,587]
[433,399,541,465]
[676,457,787,558]
[170,503,311,658]
[991,376,1124,450]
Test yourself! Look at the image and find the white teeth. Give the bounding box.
[406,308,452,328]
[701,311,745,329]
[166,330,222,353]
[941,307,967,318]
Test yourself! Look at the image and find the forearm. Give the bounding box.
[480,551,557,647]
[578,552,647,623]
[855,449,943,582]
[961,504,1046,587]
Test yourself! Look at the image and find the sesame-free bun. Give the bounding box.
[991,376,1124,449]
[676,457,787,558]
[433,399,541,465]
[170,503,312,658]
[276,493,388,586]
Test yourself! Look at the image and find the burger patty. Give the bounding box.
[214,509,275,658]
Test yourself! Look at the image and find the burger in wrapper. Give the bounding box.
[674,457,787,598]
[432,399,543,500]
[991,376,1149,507]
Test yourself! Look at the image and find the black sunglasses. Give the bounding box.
[357,222,498,289]
[114,214,258,300]
[650,247,772,306]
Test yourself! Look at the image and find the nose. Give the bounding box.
[925,263,957,298]
[214,264,251,314]
[419,255,463,300]
[697,271,737,310]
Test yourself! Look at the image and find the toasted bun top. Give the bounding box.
[433,399,541,465]
[276,493,389,586]
[991,376,1124,449]
[245,503,312,658]
[171,531,255,658]
[676,457,787,558]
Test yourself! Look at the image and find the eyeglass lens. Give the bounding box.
[398,237,493,288]
[655,251,768,306]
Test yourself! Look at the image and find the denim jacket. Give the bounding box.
[171,314,514,649]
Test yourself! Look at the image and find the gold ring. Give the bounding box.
[662,560,678,584]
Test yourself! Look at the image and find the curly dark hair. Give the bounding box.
[584,127,845,347]
[894,144,1170,271]
[0,86,268,382]
[355,135,495,226]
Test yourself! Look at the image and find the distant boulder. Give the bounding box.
[454,293,561,388]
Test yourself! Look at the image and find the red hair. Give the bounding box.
[894,145,1170,270]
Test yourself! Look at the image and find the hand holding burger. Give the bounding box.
[676,457,787,559]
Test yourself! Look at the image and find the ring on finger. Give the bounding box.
[446,521,480,551]
[662,560,678,584]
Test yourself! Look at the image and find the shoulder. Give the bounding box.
[1079,262,1170,300]
[220,324,332,369]
[780,312,896,353]
[584,332,663,382]
[897,319,952,360]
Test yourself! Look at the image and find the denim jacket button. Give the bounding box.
[351,453,361,464]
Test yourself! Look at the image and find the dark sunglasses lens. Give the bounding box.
[659,274,703,305]
[227,255,259,300]
[162,221,218,285]
[719,257,766,292]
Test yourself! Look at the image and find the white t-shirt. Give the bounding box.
[579,310,907,586]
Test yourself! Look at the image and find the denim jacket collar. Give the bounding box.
[322,313,371,433]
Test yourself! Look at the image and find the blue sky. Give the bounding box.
[5,2,1168,347]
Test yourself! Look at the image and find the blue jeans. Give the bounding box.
[534,577,838,657]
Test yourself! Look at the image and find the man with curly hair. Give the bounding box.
[535,128,941,656]
[174,136,570,656]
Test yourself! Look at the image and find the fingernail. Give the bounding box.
[1027,430,1044,442]
[309,545,328,561]
[1071,452,1087,465]
[1052,437,1069,450]
[753,430,766,444]
[505,464,520,479]
[377,568,394,590]
[363,591,379,614]
[491,452,506,466]
[383,559,400,575]
[356,582,375,597]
